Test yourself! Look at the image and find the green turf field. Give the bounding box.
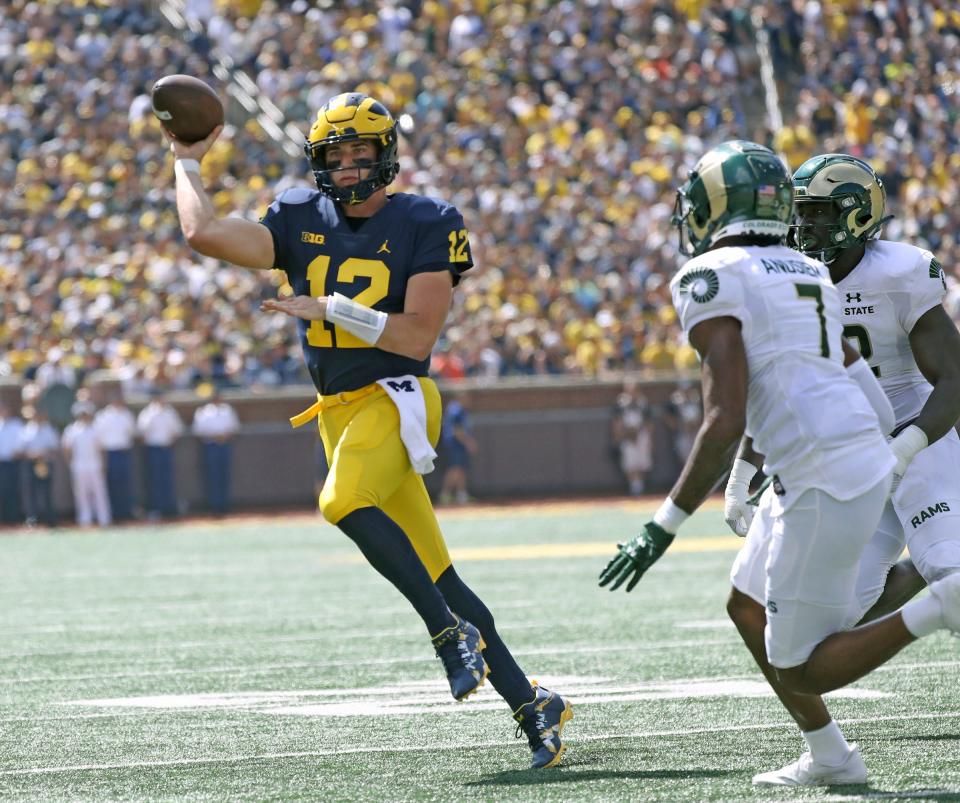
[1,503,957,802]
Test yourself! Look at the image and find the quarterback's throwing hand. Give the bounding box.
[598,522,675,592]
[163,124,223,162]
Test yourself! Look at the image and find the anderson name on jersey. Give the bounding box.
[834,240,946,428]
[670,244,894,507]
[260,189,473,395]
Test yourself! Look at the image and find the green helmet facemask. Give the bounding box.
[790,153,892,264]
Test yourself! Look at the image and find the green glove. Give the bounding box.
[598,521,675,592]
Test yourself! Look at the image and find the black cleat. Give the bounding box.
[432,616,489,700]
[513,681,573,768]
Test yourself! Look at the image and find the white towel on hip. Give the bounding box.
[376,375,437,474]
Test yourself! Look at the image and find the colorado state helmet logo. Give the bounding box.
[679,268,719,303]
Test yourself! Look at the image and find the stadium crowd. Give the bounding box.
[1,0,959,395]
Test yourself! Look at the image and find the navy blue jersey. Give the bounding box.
[260,189,473,394]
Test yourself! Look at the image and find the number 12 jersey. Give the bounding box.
[260,188,473,395]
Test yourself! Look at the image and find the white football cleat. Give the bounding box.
[928,572,960,635]
[752,745,867,786]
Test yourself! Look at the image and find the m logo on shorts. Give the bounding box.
[911,502,951,529]
[387,380,415,393]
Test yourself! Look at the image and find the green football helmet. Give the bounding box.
[672,140,794,257]
[790,153,892,264]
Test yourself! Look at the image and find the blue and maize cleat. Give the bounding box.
[512,681,573,768]
[432,616,489,701]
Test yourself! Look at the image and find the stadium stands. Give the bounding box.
[1,0,957,392]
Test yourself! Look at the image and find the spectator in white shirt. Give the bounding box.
[62,401,111,527]
[192,389,240,517]
[136,392,184,520]
[93,392,138,521]
[0,402,24,525]
[34,346,77,390]
[19,406,59,527]
[611,381,653,497]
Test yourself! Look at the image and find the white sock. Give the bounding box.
[802,720,851,766]
[901,593,945,638]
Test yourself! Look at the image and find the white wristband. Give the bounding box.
[889,424,928,474]
[175,158,201,178]
[324,292,388,345]
[653,497,690,535]
[726,459,756,493]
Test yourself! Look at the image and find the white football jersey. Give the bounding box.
[834,240,946,428]
[670,244,894,507]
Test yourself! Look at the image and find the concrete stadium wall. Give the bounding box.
[0,374,697,518]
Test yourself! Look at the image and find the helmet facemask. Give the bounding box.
[789,197,863,264]
[672,141,793,258]
[304,93,400,205]
[672,186,699,257]
[790,154,892,264]
[305,131,398,205]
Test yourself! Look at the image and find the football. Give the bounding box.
[151,74,224,143]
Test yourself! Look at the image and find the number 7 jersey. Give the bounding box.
[260,189,473,394]
[670,244,894,509]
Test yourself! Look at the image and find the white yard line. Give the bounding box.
[56,678,889,717]
[1,710,957,778]
[0,669,894,722]
[3,646,954,689]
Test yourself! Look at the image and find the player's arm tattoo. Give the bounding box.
[668,316,748,513]
[910,304,960,443]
